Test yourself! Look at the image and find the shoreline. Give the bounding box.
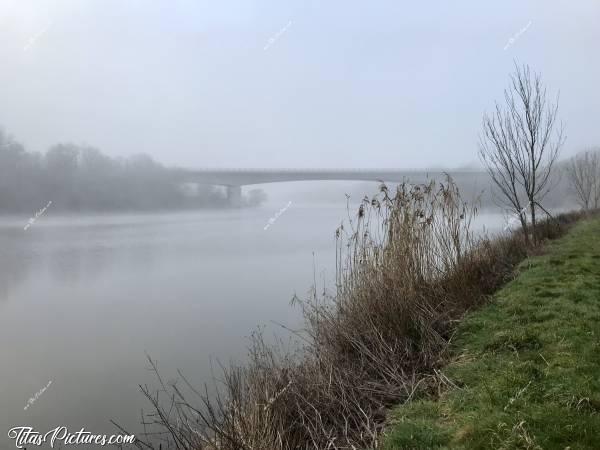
[383,216,600,449]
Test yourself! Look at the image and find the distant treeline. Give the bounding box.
[0,129,264,213]
[450,161,581,212]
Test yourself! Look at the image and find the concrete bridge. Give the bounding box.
[170,168,485,206]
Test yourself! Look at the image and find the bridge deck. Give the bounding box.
[171,168,485,186]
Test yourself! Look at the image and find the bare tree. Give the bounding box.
[565,149,600,210]
[479,63,564,245]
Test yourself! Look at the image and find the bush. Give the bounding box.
[133,178,587,450]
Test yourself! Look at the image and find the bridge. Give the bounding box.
[170,168,485,206]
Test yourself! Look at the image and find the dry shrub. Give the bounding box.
[132,178,586,450]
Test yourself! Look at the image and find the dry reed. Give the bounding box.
[129,177,585,450]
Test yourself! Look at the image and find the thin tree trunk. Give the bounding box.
[519,211,530,246]
[529,200,537,244]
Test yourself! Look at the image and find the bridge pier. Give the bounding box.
[226,185,242,207]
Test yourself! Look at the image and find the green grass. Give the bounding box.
[383,219,600,449]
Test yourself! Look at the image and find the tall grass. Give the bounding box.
[131,177,584,450]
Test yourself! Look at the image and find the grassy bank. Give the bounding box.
[383,218,600,449]
[135,179,587,450]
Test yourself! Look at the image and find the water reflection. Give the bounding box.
[0,206,346,447]
[0,207,505,449]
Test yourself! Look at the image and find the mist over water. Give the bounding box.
[0,1,598,447]
[0,182,507,446]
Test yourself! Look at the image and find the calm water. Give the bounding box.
[0,198,505,448]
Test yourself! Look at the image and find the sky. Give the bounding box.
[0,0,598,169]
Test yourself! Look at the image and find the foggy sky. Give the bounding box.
[0,0,598,169]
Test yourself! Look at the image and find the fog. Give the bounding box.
[1,1,599,448]
[0,0,599,169]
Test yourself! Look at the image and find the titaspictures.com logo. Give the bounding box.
[7,426,135,448]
